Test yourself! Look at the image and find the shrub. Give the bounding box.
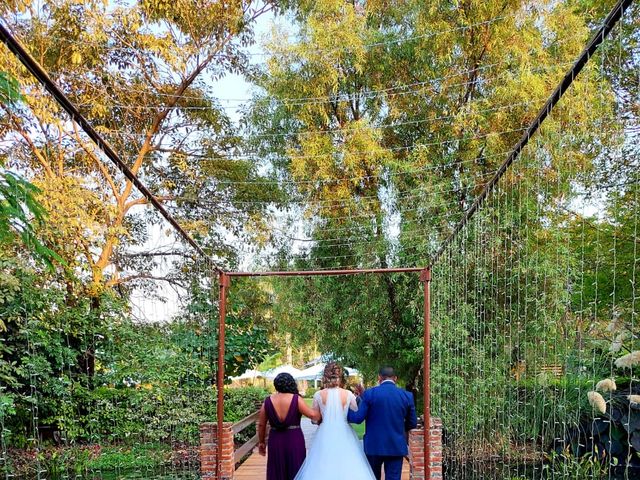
[304,387,318,398]
[83,385,267,445]
[225,386,266,421]
[87,444,171,471]
[3,386,268,476]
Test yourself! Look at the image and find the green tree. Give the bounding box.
[0,72,59,267]
[0,0,280,298]
[245,0,618,382]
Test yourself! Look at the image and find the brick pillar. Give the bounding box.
[408,417,443,479]
[200,422,235,480]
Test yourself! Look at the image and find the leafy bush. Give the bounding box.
[225,386,266,421]
[87,444,171,471]
[83,385,267,445]
[304,387,319,398]
[544,450,610,477]
[226,387,267,446]
[2,386,267,475]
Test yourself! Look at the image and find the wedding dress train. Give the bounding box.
[294,388,375,480]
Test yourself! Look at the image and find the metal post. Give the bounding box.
[216,273,229,479]
[420,268,431,480]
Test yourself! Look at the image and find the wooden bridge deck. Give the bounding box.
[235,418,410,479]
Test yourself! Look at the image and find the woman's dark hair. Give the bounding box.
[273,373,299,394]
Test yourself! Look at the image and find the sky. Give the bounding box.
[131,8,284,323]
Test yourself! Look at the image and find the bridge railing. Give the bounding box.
[200,408,263,479]
[231,409,261,463]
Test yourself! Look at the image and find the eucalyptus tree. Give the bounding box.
[0,0,285,429]
[245,0,620,381]
[0,0,282,299]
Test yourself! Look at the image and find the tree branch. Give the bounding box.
[3,109,54,177]
[118,250,194,259]
[106,273,188,289]
[71,121,121,201]
[121,5,274,205]
[123,195,175,213]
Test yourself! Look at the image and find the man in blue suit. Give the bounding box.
[347,366,418,480]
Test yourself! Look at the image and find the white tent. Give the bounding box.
[262,364,303,380]
[295,363,361,381]
[296,363,325,381]
[230,369,263,381]
[343,366,361,378]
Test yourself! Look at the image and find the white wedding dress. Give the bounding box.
[294,388,375,480]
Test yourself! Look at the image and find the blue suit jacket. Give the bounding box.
[347,381,418,456]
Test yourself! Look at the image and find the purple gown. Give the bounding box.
[265,394,306,480]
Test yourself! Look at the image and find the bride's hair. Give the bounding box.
[322,361,345,389]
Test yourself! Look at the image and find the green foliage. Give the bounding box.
[87,444,171,471]
[0,72,23,105]
[1,1,639,478]
[0,171,62,268]
[271,273,424,380]
[0,251,122,444]
[544,450,611,478]
[304,387,318,398]
[245,0,620,386]
[4,443,173,476]
[1,385,265,476]
[0,245,267,465]
[0,73,60,267]
[224,386,267,420]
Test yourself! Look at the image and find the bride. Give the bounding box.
[294,362,375,480]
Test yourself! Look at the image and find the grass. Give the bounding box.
[88,444,172,470]
[303,398,365,440]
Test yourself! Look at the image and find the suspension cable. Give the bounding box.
[0,20,219,268]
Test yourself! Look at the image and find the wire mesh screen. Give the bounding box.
[1,1,638,480]
[0,247,226,479]
[429,19,640,480]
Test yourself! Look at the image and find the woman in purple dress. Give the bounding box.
[258,373,320,480]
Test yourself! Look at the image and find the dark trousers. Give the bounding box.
[366,454,404,480]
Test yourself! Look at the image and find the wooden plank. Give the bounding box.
[235,450,411,479]
[232,410,260,434]
[234,418,412,479]
[235,451,266,480]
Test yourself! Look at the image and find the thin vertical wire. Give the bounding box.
[608,126,618,479]
[508,154,517,479]
[491,187,499,478]
[626,117,639,480]
[625,46,640,480]
[574,60,589,480]
[524,144,533,479]
[462,212,470,479]
[532,130,547,478]
[473,205,482,478]
[563,123,575,480]
[452,224,459,476]
[515,155,524,479]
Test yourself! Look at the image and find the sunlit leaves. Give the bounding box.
[245,0,626,383]
[0,0,275,292]
[0,72,23,106]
